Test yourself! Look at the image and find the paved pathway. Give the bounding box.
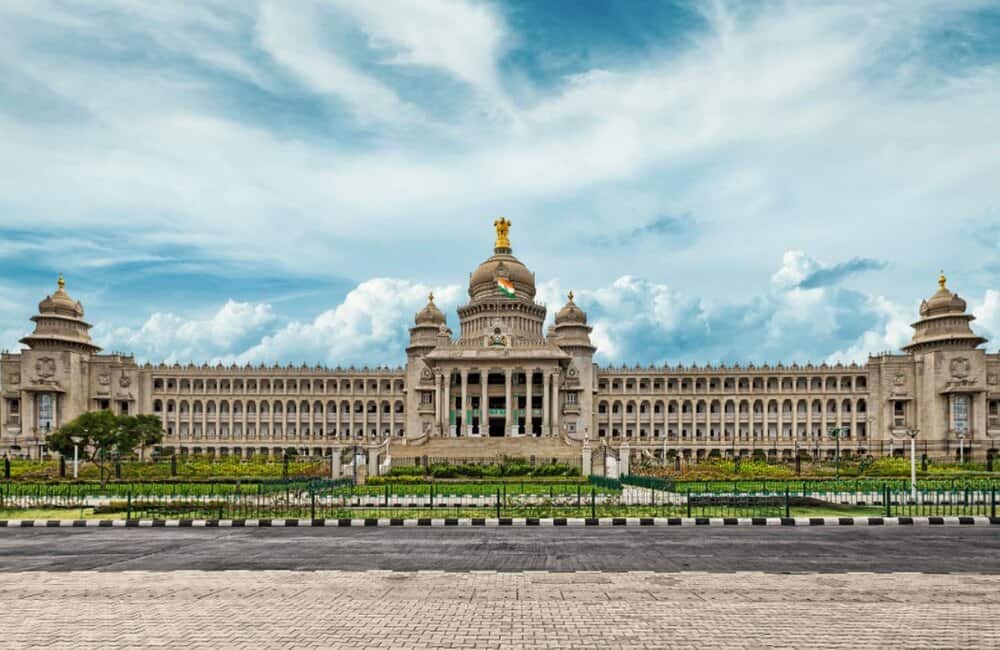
[1,569,998,648]
[2,526,1000,572]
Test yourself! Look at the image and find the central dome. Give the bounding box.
[468,218,536,301]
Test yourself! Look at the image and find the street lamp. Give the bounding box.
[958,432,967,465]
[69,436,84,479]
[828,426,848,480]
[902,428,919,502]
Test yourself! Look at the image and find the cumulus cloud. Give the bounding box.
[90,251,995,369]
[232,279,463,366]
[799,257,888,289]
[94,300,279,364]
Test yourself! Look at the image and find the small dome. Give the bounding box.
[555,291,586,325]
[919,271,967,317]
[38,274,85,318]
[415,292,446,326]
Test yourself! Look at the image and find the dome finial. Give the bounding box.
[493,217,511,250]
[938,269,947,291]
[428,291,434,303]
[568,290,574,302]
[57,273,65,290]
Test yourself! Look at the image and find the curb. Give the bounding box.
[0,516,997,528]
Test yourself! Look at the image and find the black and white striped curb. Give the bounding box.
[0,516,998,528]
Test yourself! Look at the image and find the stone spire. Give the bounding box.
[20,275,101,353]
[902,271,986,353]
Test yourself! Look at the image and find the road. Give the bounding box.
[1,526,999,572]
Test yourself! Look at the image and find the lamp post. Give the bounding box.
[829,427,847,480]
[904,428,919,502]
[69,435,83,479]
[958,432,966,465]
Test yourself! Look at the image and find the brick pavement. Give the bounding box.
[1,570,998,648]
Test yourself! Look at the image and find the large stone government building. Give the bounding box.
[2,221,999,462]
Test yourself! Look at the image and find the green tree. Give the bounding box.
[46,411,163,484]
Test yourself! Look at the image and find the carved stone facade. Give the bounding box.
[1,234,998,460]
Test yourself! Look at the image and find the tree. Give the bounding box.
[46,411,164,484]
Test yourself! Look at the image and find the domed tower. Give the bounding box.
[551,291,596,441]
[902,271,987,353]
[406,292,448,357]
[20,275,101,353]
[888,272,990,457]
[457,219,547,343]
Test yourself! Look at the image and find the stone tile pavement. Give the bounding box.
[1,570,999,648]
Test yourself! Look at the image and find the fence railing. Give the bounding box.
[0,478,997,520]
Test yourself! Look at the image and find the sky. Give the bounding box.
[0,0,998,368]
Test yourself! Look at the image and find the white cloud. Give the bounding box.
[973,289,1000,344]
[233,279,462,366]
[329,0,508,102]
[256,0,419,124]
[95,300,278,363]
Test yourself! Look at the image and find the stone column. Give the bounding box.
[367,445,379,477]
[443,369,452,437]
[504,368,513,436]
[552,370,560,437]
[461,369,469,437]
[620,442,630,477]
[582,438,592,476]
[433,370,442,436]
[331,448,341,479]
[542,370,550,436]
[480,370,488,436]
[525,370,533,436]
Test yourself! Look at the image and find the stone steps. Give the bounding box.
[397,436,581,460]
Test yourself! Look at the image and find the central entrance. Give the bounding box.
[488,417,505,437]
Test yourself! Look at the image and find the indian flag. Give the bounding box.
[497,277,516,298]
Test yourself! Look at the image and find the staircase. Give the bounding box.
[399,436,581,460]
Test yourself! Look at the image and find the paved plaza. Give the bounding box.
[1,568,999,648]
[3,528,999,648]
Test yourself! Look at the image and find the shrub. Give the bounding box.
[387,465,425,477]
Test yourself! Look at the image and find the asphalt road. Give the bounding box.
[1,526,998,572]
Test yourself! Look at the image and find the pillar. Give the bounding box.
[461,369,469,437]
[331,448,341,479]
[525,370,533,436]
[433,370,442,435]
[542,370,550,436]
[552,369,560,437]
[480,370,488,436]
[367,445,378,477]
[620,442,630,477]
[582,438,592,476]
[504,368,514,436]
[443,370,452,436]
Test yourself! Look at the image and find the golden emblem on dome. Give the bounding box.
[938,270,947,290]
[57,273,65,290]
[493,217,511,249]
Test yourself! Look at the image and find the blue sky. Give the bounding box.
[1,0,999,367]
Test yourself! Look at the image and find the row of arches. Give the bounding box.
[167,422,404,442]
[153,399,405,416]
[598,375,868,394]
[597,398,867,417]
[152,377,405,395]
